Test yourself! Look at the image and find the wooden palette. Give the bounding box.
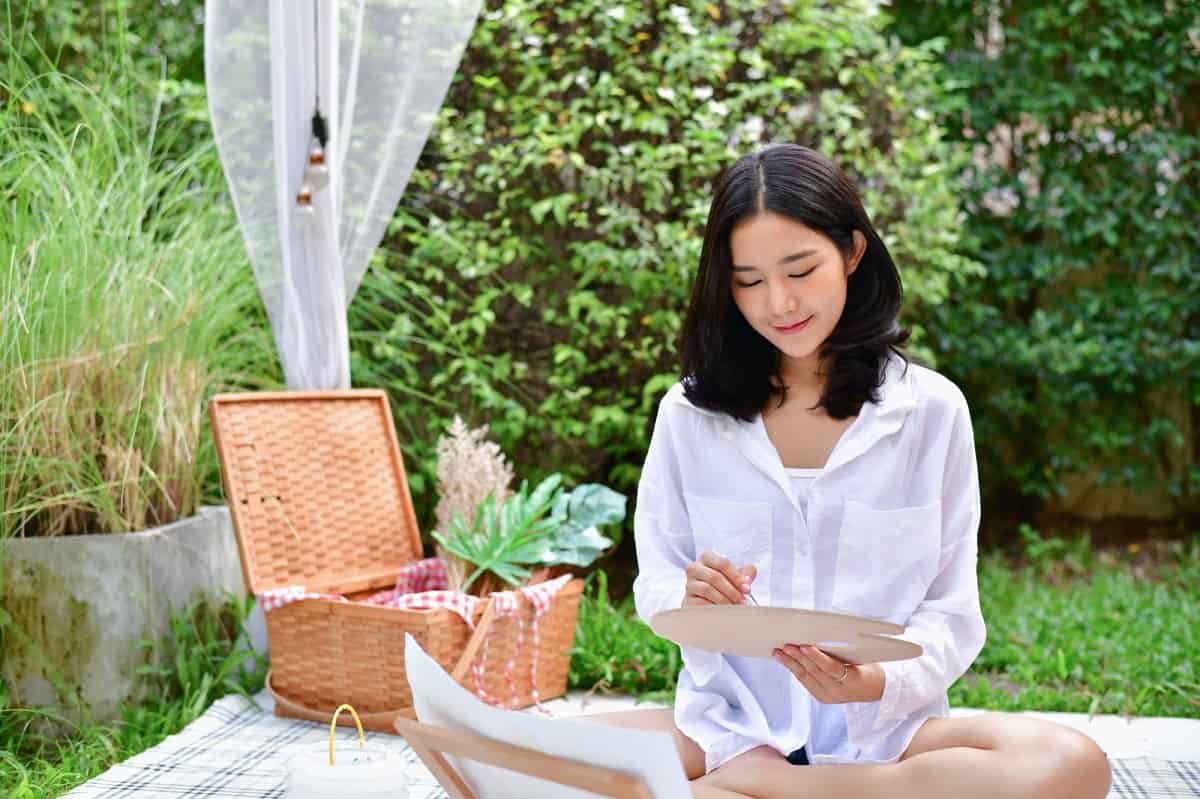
[650,605,923,664]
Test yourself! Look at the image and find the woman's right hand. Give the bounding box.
[682,551,757,607]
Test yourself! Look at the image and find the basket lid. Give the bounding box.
[208,390,423,596]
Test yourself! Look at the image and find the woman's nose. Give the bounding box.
[769,285,798,317]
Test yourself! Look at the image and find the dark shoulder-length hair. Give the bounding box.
[679,143,910,422]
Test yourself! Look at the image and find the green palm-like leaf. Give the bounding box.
[431,476,629,591]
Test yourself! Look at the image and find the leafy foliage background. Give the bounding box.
[891,0,1200,536]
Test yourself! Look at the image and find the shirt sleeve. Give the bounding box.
[632,394,695,626]
[870,396,988,727]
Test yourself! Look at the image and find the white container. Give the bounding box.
[285,743,411,799]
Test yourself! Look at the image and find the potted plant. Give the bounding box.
[0,53,274,726]
[434,474,625,597]
[430,417,624,598]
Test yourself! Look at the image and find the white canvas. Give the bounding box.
[403,634,690,798]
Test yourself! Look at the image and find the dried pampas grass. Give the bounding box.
[433,416,514,593]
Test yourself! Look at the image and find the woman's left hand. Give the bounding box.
[772,644,885,704]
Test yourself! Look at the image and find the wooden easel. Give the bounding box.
[394,717,656,799]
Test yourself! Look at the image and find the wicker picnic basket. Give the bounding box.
[208,390,584,733]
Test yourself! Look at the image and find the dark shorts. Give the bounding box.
[786,746,810,766]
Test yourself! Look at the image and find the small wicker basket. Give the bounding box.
[208,390,583,733]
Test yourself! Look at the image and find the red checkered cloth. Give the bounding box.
[258,586,346,612]
[393,557,450,595]
[362,588,479,627]
[257,559,573,710]
[466,574,572,710]
[260,558,454,615]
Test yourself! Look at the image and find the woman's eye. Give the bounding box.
[735,267,815,288]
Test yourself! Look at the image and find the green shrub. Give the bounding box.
[890,1,1200,519]
[351,0,980,537]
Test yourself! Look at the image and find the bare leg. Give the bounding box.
[899,712,1112,799]
[580,708,1110,799]
[694,712,1112,799]
[691,785,753,799]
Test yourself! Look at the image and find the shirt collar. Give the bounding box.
[672,353,914,426]
[819,353,915,474]
[684,353,916,514]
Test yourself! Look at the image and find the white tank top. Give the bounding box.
[784,466,822,519]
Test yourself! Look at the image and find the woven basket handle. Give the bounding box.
[450,596,498,684]
[265,671,416,724]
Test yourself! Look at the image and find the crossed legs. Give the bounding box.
[576,708,1113,799]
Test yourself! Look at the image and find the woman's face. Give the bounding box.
[728,212,865,374]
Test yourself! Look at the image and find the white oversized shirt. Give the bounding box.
[632,353,986,772]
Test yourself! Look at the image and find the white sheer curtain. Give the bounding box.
[205,0,481,389]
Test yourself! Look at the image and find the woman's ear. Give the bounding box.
[846,230,867,276]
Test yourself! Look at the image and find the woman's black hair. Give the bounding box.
[679,143,910,422]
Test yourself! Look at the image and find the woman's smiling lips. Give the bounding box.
[773,316,813,334]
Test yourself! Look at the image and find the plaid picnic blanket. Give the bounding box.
[63,693,1200,798]
[62,694,446,799]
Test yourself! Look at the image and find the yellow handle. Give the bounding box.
[328,704,366,766]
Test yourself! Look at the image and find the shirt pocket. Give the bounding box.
[682,492,772,590]
[831,498,942,623]
[679,493,772,686]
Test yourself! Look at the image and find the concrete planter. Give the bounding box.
[0,505,250,725]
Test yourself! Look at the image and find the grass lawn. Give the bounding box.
[3,532,1196,797]
[957,530,1198,717]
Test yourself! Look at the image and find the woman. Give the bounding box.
[585,144,1112,799]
